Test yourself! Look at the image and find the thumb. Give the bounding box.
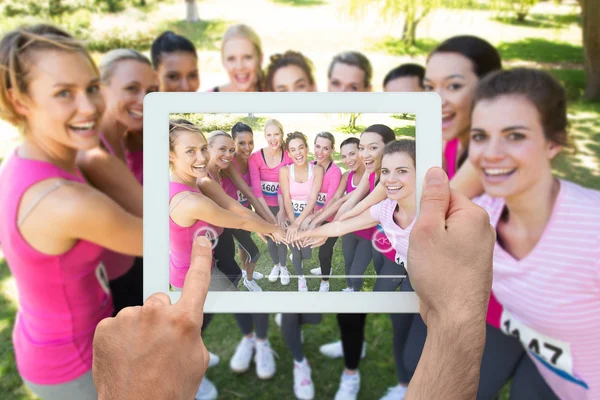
[415,167,450,234]
[179,236,213,320]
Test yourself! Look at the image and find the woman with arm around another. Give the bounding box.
[0,24,143,400]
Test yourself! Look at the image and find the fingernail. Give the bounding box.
[426,167,446,187]
[195,237,210,247]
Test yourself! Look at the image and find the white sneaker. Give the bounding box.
[244,278,263,292]
[319,340,366,359]
[319,281,330,292]
[252,271,264,280]
[310,267,322,276]
[208,351,220,368]
[293,359,315,399]
[334,371,360,400]
[298,276,308,292]
[230,336,255,373]
[380,384,408,400]
[195,376,218,400]
[268,265,281,282]
[342,287,354,292]
[275,313,282,327]
[280,266,291,285]
[255,340,277,379]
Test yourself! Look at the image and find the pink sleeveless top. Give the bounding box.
[313,160,342,222]
[221,156,251,208]
[126,150,143,185]
[444,138,459,179]
[0,150,113,385]
[345,171,373,240]
[169,181,216,288]
[288,164,315,217]
[98,133,135,280]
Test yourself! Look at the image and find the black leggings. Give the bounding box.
[109,256,143,316]
[337,313,367,370]
[231,228,260,263]
[213,228,243,287]
[204,229,269,337]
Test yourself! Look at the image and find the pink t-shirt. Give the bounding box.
[0,150,113,385]
[370,198,415,266]
[368,172,397,262]
[473,180,600,400]
[221,156,251,207]
[313,160,342,222]
[248,149,292,207]
[98,132,135,280]
[169,181,215,288]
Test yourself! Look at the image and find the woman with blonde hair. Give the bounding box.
[0,24,143,399]
[211,24,264,92]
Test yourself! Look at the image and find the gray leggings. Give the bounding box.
[267,206,288,266]
[24,371,97,400]
[281,313,322,362]
[235,313,269,340]
[403,318,559,399]
[291,244,312,276]
[341,233,374,291]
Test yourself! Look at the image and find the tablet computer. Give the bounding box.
[144,92,441,313]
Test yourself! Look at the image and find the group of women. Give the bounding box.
[0,18,598,400]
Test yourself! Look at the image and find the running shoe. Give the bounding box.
[293,359,315,399]
[195,377,218,400]
[298,276,308,292]
[208,351,220,368]
[244,278,263,292]
[268,265,281,282]
[319,281,330,292]
[280,266,291,285]
[334,371,360,400]
[320,340,366,359]
[255,340,277,379]
[379,384,408,399]
[230,336,255,373]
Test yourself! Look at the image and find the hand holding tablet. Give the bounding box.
[93,169,494,400]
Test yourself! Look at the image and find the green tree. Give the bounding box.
[345,0,472,46]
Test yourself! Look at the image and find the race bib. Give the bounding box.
[95,262,111,296]
[261,181,279,197]
[237,189,248,206]
[316,192,327,207]
[292,199,307,217]
[394,252,406,267]
[501,309,580,385]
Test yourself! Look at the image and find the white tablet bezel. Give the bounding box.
[144,92,441,313]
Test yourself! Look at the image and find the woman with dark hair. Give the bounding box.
[151,31,200,92]
[264,50,316,92]
[469,68,600,400]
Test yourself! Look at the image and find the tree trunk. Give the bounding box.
[185,0,199,22]
[401,6,416,46]
[349,113,359,129]
[582,0,600,100]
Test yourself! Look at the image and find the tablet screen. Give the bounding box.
[167,112,416,294]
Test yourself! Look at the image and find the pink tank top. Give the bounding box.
[169,181,215,288]
[0,150,114,385]
[444,138,459,179]
[288,164,315,217]
[248,149,293,207]
[98,132,135,280]
[221,156,250,207]
[345,171,374,240]
[126,150,143,186]
[313,160,342,222]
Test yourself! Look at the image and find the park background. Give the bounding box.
[0,0,598,398]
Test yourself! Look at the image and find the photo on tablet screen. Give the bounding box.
[167,112,416,293]
[144,92,441,313]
